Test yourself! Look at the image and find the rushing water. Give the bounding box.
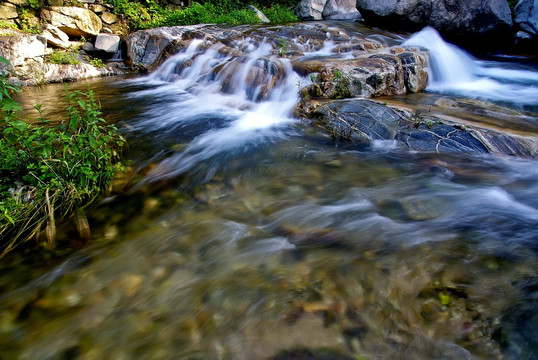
[2,23,538,359]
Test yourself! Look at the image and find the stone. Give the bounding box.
[94,33,120,54]
[295,0,328,20]
[42,24,71,49]
[46,0,64,5]
[0,33,47,67]
[0,3,18,19]
[41,6,102,37]
[100,11,118,25]
[248,5,270,23]
[398,51,428,93]
[355,0,513,51]
[515,0,538,36]
[5,0,27,6]
[90,4,106,14]
[322,0,360,20]
[82,41,94,53]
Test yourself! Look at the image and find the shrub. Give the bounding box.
[90,58,106,68]
[0,57,124,256]
[260,4,298,23]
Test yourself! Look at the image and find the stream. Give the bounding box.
[1,22,538,359]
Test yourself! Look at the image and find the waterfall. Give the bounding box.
[403,27,538,107]
[130,36,302,182]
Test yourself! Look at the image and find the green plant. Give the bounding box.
[26,0,44,10]
[0,21,17,30]
[259,4,298,23]
[17,8,41,34]
[332,69,351,99]
[278,38,287,57]
[47,51,81,65]
[90,58,106,68]
[0,57,124,256]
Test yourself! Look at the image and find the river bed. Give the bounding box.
[2,22,538,360]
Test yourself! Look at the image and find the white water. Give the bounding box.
[403,27,538,107]
[129,38,302,182]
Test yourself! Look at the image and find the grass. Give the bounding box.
[47,51,81,65]
[107,0,298,30]
[0,57,124,257]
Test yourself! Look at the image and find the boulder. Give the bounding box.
[42,24,71,49]
[323,0,361,20]
[248,5,270,23]
[295,0,328,20]
[0,33,47,67]
[41,6,102,37]
[355,0,513,52]
[299,49,427,100]
[5,0,27,6]
[515,0,538,36]
[94,33,120,54]
[0,3,18,19]
[307,99,538,158]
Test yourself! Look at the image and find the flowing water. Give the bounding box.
[2,23,538,359]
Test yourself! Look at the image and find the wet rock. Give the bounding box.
[356,0,513,52]
[270,348,355,360]
[302,52,428,99]
[311,99,404,142]
[41,6,102,37]
[399,195,447,220]
[295,0,360,21]
[295,0,327,20]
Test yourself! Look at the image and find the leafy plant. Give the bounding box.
[278,38,288,57]
[90,58,106,68]
[47,51,81,65]
[0,57,124,256]
[332,69,351,99]
[0,21,17,30]
[17,8,41,34]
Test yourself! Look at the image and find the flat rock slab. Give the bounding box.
[307,98,538,159]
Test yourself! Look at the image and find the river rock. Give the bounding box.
[304,98,538,158]
[94,33,120,54]
[41,6,102,37]
[301,52,427,99]
[515,0,538,35]
[0,32,46,67]
[0,3,18,19]
[42,24,71,49]
[355,0,513,51]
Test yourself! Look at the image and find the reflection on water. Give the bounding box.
[3,22,538,360]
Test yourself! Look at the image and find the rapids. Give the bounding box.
[2,22,538,359]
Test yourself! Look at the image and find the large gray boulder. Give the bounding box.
[295,0,360,20]
[515,0,538,35]
[355,0,513,51]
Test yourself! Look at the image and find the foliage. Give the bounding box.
[260,4,298,23]
[507,0,518,12]
[47,51,81,65]
[26,0,44,10]
[0,21,18,30]
[0,57,124,256]
[332,69,351,99]
[17,8,41,34]
[107,0,297,30]
[90,58,106,68]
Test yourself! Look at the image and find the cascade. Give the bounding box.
[403,27,538,107]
